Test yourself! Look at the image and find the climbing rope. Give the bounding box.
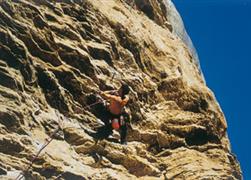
[15,126,61,180]
[15,99,104,179]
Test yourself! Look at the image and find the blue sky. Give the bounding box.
[172,0,251,178]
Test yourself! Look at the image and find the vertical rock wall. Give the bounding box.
[0,0,242,179]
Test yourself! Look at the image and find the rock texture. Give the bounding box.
[0,0,242,179]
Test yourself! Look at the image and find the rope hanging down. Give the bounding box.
[15,100,102,180]
[14,82,114,180]
[15,126,61,180]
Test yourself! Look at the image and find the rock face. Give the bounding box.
[0,0,242,179]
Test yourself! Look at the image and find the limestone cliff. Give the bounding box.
[0,0,242,179]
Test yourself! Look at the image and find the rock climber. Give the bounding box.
[89,83,131,145]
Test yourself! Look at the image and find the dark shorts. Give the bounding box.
[101,108,129,127]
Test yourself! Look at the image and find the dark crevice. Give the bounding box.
[147,143,162,154]
[184,98,209,113]
[0,45,22,69]
[88,46,113,66]
[0,70,18,90]
[44,13,58,22]
[0,29,36,85]
[61,172,85,180]
[78,28,91,41]
[33,14,48,29]
[185,128,220,146]
[58,47,96,78]
[62,4,88,23]
[0,110,21,129]
[34,165,59,179]
[0,8,28,35]
[135,1,155,20]
[0,1,15,17]
[158,78,209,113]
[81,22,94,35]
[0,29,27,60]
[36,67,69,113]
[53,70,85,105]
[0,138,24,155]
[111,23,145,70]
[110,41,119,60]
[18,33,62,66]
[30,31,53,52]
[168,140,186,150]
[49,24,80,41]
[20,62,36,85]
[157,0,167,17]
[0,166,7,175]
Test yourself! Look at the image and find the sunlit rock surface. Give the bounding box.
[0,0,241,179]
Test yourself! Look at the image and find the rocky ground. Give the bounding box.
[0,0,242,179]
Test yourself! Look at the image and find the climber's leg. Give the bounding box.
[95,123,113,140]
[120,113,129,144]
[120,124,127,145]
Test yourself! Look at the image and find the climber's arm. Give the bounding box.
[121,96,129,106]
[100,92,116,100]
[103,90,117,94]
[100,92,129,105]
